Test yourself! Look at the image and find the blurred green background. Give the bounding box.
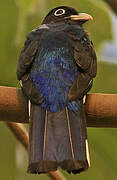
[0,0,117,179]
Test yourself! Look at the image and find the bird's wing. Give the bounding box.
[16,32,43,104]
[17,38,39,81]
[68,35,97,101]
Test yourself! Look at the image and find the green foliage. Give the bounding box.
[0,0,117,180]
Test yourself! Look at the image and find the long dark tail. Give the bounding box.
[27,102,90,174]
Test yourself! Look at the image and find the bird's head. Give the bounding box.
[42,6,93,25]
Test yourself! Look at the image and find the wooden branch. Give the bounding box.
[6,122,66,180]
[6,122,29,150]
[0,86,29,123]
[85,93,117,128]
[0,86,117,128]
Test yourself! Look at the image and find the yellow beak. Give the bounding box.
[68,13,93,21]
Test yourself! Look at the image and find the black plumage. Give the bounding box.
[17,6,97,174]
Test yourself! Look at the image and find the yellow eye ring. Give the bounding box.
[54,9,65,16]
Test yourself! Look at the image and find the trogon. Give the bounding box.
[17,6,97,174]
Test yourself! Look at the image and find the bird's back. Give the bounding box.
[30,25,80,112]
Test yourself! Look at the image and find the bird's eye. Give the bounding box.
[54,9,65,16]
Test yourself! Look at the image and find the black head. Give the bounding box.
[42,6,93,25]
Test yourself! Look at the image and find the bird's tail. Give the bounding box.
[27,103,90,174]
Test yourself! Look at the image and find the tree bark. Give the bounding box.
[0,86,117,127]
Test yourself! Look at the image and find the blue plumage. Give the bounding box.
[30,42,80,112]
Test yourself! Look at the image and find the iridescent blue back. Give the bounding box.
[30,28,80,112]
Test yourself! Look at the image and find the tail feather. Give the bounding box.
[27,103,90,174]
[28,105,57,173]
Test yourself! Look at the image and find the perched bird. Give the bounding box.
[17,6,97,174]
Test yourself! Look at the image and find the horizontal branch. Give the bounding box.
[0,86,29,123]
[85,93,117,128]
[0,86,117,128]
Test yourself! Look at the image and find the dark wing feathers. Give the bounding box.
[17,35,43,104]
[17,39,39,80]
[68,35,97,101]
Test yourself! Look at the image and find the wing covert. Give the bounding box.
[16,32,43,104]
[68,34,97,101]
[17,39,39,80]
